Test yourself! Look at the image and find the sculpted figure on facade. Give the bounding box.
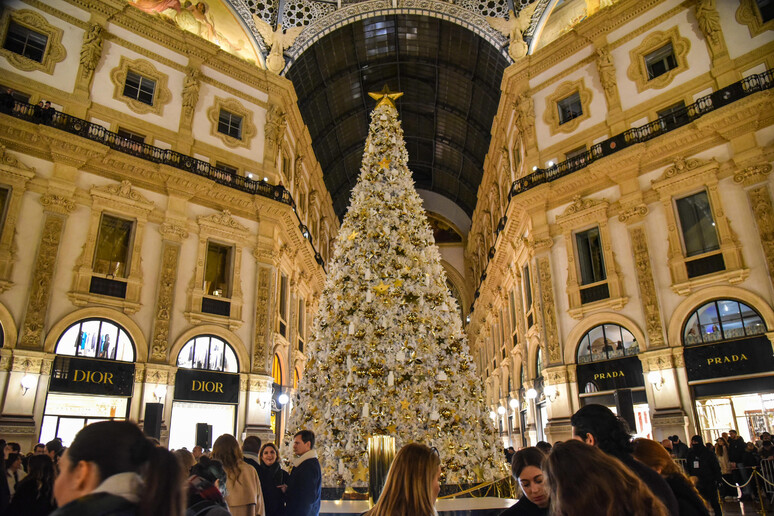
[80,23,104,80]
[513,93,535,140]
[595,46,618,105]
[264,104,286,162]
[181,66,201,121]
[486,5,536,61]
[695,0,722,46]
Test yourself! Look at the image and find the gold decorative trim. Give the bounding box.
[544,78,592,135]
[109,56,172,116]
[149,242,180,363]
[748,185,774,286]
[736,0,774,37]
[0,9,66,75]
[0,147,36,292]
[733,163,772,187]
[630,227,665,348]
[207,97,257,150]
[252,266,272,373]
[537,257,561,364]
[627,26,691,93]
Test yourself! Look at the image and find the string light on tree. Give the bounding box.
[287,85,499,487]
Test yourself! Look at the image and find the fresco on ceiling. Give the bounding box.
[427,213,463,244]
[127,0,260,64]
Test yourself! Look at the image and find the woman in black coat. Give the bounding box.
[258,443,290,516]
[6,455,56,516]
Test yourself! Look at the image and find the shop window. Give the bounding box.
[54,318,135,362]
[116,128,145,144]
[577,323,638,364]
[272,353,282,385]
[297,297,305,352]
[177,335,238,372]
[509,289,519,346]
[645,43,678,80]
[93,214,134,279]
[755,0,774,23]
[218,109,242,140]
[575,227,606,286]
[279,274,288,337]
[683,300,766,345]
[281,151,290,183]
[3,21,46,62]
[557,92,582,125]
[122,70,156,106]
[675,191,720,258]
[204,242,233,298]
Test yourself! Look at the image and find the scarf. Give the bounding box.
[258,461,283,485]
[291,449,318,469]
[187,475,226,507]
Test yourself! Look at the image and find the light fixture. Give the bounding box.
[547,161,554,167]
[648,371,665,391]
[489,410,497,420]
[497,405,506,415]
[525,388,538,400]
[247,172,253,179]
[20,374,36,395]
[263,177,269,182]
[278,393,290,406]
[153,384,167,401]
[544,384,559,402]
[509,398,519,410]
[532,165,538,171]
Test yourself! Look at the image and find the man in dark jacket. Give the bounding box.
[283,430,321,516]
[571,404,679,516]
[670,435,690,459]
[686,435,722,515]
[727,429,749,499]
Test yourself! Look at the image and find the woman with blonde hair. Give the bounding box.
[363,443,441,516]
[632,438,709,516]
[211,434,265,516]
[544,439,669,516]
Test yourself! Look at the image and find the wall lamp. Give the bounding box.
[544,384,560,402]
[489,410,497,421]
[525,388,538,400]
[20,374,36,395]
[153,384,167,401]
[497,405,506,416]
[648,371,665,391]
[509,398,519,410]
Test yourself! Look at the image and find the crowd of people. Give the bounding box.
[0,422,322,516]
[0,408,771,516]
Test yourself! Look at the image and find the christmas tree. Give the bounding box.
[288,87,499,486]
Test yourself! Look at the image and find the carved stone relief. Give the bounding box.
[253,267,271,373]
[630,227,665,348]
[537,256,561,364]
[747,185,774,284]
[150,242,181,362]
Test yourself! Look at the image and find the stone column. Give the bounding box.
[543,365,574,443]
[640,348,689,441]
[18,194,75,349]
[0,350,48,448]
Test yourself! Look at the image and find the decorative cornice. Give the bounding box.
[91,180,155,208]
[733,163,772,187]
[0,143,35,172]
[39,193,76,215]
[618,204,649,223]
[198,210,250,234]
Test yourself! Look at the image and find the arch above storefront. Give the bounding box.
[564,312,648,365]
[667,286,774,349]
[44,307,147,362]
[168,325,249,373]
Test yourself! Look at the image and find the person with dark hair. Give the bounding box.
[242,436,262,471]
[33,444,46,455]
[0,88,15,113]
[0,439,10,512]
[282,430,321,516]
[571,404,679,515]
[633,438,710,516]
[185,456,230,516]
[173,448,196,478]
[258,443,289,516]
[6,454,56,516]
[686,435,722,516]
[500,447,548,516]
[6,452,25,495]
[50,420,185,516]
[211,434,263,516]
[544,440,670,516]
[535,441,552,455]
[670,435,689,459]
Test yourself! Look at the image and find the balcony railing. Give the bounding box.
[470,68,774,317]
[0,100,325,269]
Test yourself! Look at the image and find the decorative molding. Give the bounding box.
[150,242,180,363]
[0,143,34,172]
[733,163,772,187]
[736,0,774,37]
[19,213,66,349]
[618,203,649,223]
[537,257,561,364]
[109,56,172,116]
[253,266,272,373]
[159,222,190,243]
[197,210,250,236]
[79,23,104,82]
[92,180,155,207]
[181,66,201,126]
[206,96,257,150]
[39,194,76,215]
[748,185,774,286]
[630,227,665,348]
[0,8,66,75]
[544,78,593,135]
[627,26,691,93]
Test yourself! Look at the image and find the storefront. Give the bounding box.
[576,323,652,438]
[168,335,240,450]
[41,318,136,446]
[682,299,774,442]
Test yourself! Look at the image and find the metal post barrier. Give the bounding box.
[755,469,767,515]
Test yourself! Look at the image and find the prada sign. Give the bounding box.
[684,336,774,382]
[50,356,135,397]
[577,356,644,393]
[174,369,239,404]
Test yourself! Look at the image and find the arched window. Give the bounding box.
[272,354,282,385]
[293,367,299,390]
[536,347,543,377]
[177,335,238,372]
[55,318,135,362]
[577,324,638,364]
[683,299,766,345]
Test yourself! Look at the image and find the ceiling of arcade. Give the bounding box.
[125,0,590,225]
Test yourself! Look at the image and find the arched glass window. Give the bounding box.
[536,348,543,377]
[293,368,299,390]
[577,323,638,364]
[683,299,766,345]
[272,354,282,385]
[177,335,238,372]
[55,318,135,362]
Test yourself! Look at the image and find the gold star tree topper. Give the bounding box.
[368,85,403,108]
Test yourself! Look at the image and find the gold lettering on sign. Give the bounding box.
[706,354,748,365]
[192,380,225,393]
[593,371,626,380]
[72,370,114,384]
